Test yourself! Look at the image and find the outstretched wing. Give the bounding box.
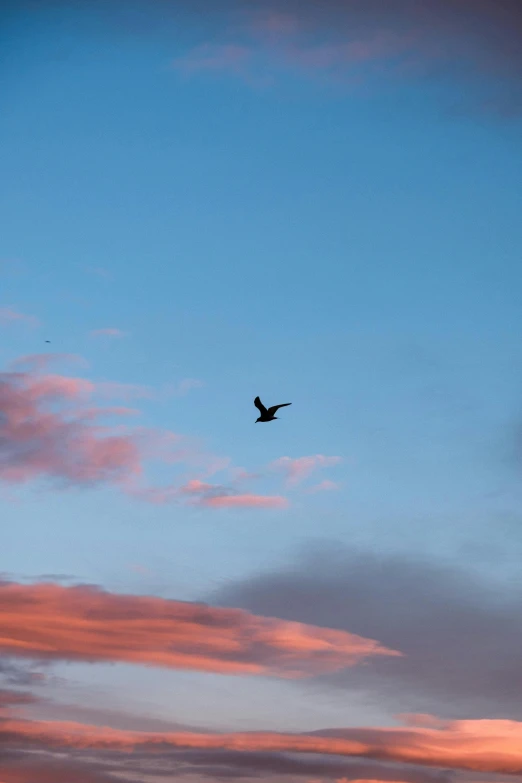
[254,396,267,415]
[267,403,292,416]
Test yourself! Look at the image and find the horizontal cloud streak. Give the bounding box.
[0,747,456,783]
[271,455,342,486]
[1,714,522,774]
[0,581,399,677]
[204,493,288,508]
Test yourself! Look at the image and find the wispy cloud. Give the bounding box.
[181,479,288,509]
[0,354,346,509]
[0,306,39,328]
[306,479,341,493]
[135,479,288,509]
[0,354,286,508]
[171,1,522,112]
[172,11,421,89]
[0,580,399,678]
[203,493,288,509]
[271,455,342,486]
[174,377,204,396]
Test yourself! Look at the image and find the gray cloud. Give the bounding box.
[211,543,522,719]
[0,658,49,687]
[0,747,455,783]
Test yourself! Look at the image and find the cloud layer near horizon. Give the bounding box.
[213,544,522,719]
[2,711,522,775]
[0,580,399,678]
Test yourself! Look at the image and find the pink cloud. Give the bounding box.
[307,479,341,493]
[203,493,288,509]
[140,479,288,509]
[89,328,127,338]
[180,479,288,509]
[0,307,39,328]
[0,366,142,487]
[0,580,399,677]
[3,713,522,774]
[180,478,217,495]
[271,455,342,486]
[0,354,290,509]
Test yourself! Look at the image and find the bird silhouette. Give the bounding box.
[254,396,291,423]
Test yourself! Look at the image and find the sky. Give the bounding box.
[1,1,522,782]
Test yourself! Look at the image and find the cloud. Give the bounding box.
[177,479,288,509]
[0,748,454,783]
[132,478,288,509]
[0,689,39,710]
[0,354,286,508]
[0,365,142,487]
[204,493,288,508]
[170,0,522,111]
[2,712,522,775]
[0,749,136,783]
[271,455,342,486]
[212,544,522,719]
[89,329,127,338]
[0,580,400,678]
[307,480,341,493]
[0,307,39,328]
[174,377,204,396]
[0,659,49,688]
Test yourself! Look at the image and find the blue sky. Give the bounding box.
[1,3,522,782]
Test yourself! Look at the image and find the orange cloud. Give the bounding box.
[0,581,399,678]
[1,715,522,774]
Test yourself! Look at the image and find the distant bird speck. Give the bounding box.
[254,396,292,423]
[45,340,51,343]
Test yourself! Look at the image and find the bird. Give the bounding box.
[254,396,291,423]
